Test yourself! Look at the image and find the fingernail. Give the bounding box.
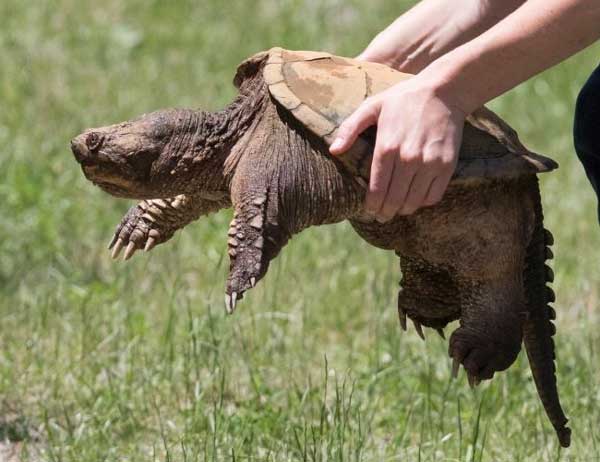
[329,138,344,152]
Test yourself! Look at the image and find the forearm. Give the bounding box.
[361,0,525,72]
[427,0,600,113]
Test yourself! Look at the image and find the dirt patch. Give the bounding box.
[0,410,42,462]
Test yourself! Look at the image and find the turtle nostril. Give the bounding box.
[85,132,103,151]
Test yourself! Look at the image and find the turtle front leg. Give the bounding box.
[223,100,363,313]
[109,194,229,260]
[225,179,291,313]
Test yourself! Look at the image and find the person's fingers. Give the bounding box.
[423,172,452,207]
[329,99,380,155]
[365,136,397,215]
[377,156,414,222]
[400,170,435,215]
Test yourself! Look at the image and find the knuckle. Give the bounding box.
[435,156,455,171]
[378,142,399,156]
[369,181,388,197]
[400,150,422,165]
[364,95,380,108]
[337,123,353,138]
[359,100,378,118]
[422,152,443,166]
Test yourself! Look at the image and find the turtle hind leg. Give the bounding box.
[448,275,526,387]
[398,255,461,338]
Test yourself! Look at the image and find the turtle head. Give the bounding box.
[71,109,223,199]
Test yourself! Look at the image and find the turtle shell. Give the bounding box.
[238,48,557,182]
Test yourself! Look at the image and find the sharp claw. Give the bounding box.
[108,233,119,250]
[436,328,446,340]
[413,320,425,340]
[467,374,476,389]
[144,237,156,252]
[398,309,407,332]
[123,241,137,261]
[250,277,256,288]
[452,358,460,379]
[225,292,238,315]
[111,238,124,259]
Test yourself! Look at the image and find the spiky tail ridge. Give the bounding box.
[522,176,571,448]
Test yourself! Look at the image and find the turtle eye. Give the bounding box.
[85,132,103,151]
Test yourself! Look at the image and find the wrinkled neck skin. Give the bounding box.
[158,82,266,199]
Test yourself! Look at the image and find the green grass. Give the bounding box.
[1,1,599,460]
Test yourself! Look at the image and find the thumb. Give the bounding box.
[329,99,380,155]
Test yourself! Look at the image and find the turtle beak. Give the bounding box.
[71,136,93,166]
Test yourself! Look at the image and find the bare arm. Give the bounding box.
[359,0,525,72]
[429,0,600,113]
[332,0,600,221]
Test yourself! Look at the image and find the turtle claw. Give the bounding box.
[467,373,476,389]
[123,241,137,261]
[109,199,191,261]
[413,320,425,340]
[225,292,238,314]
[452,358,460,379]
[467,373,481,389]
[436,328,446,340]
[108,233,119,250]
[144,237,157,252]
[398,308,407,331]
[111,238,124,259]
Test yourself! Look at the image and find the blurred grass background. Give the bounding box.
[0,0,599,460]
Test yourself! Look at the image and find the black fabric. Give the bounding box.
[574,63,600,222]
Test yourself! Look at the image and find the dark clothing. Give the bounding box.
[574,63,600,222]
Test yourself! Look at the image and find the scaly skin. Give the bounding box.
[70,52,569,446]
[108,194,230,260]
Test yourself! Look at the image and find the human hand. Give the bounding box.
[329,77,465,221]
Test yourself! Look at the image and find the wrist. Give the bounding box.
[420,52,484,115]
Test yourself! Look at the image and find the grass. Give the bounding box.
[0,0,599,460]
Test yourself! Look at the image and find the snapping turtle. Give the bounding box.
[70,48,570,447]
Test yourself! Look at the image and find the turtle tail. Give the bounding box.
[522,176,571,448]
